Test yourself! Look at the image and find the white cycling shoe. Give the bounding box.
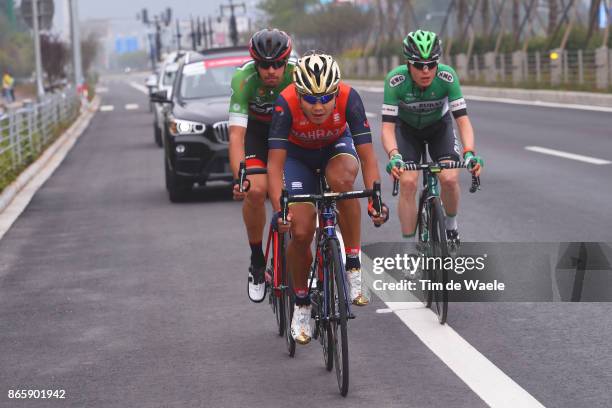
[290,305,312,345]
[247,265,266,303]
[347,268,369,306]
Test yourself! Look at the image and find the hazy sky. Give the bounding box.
[78,0,260,20]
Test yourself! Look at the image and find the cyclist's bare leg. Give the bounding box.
[438,166,460,217]
[325,155,360,248]
[242,173,267,249]
[287,203,316,289]
[398,170,419,236]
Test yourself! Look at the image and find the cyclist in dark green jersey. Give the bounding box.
[381,30,483,245]
[228,29,295,303]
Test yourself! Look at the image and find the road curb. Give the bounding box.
[349,79,612,108]
[0,96,100,237]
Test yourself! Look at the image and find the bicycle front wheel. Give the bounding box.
[430,197,449,324]
[417,191,433,308]
[280,232,296,356]
[327,238,349,396]
[270,231,285,337]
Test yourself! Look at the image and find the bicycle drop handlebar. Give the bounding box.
[237,161,267,193]
[391,161,481,197]
[280,181,384,226]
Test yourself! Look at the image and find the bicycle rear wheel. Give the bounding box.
[430,197,449,324]
[327,239,349,396]
[281,232,296,356]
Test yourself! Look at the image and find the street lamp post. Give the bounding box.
[31,0,44,99]
[220,0,246,46]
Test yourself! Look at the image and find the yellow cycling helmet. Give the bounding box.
[293,51,341,95]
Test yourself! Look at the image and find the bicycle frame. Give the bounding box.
[309,195,353,324]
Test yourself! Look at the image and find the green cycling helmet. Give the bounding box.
[403,30,442,61]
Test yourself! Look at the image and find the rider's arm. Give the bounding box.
[445,66,475,155]
[381,122,399,158]
[228,69,250,178]
[229,126,247,179]
[345,88,381,188]
[267,96,293,212]
[381,70,401,158]
[455,115,475,154]
[268,149,287,213]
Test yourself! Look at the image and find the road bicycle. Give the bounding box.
[392,148,480,324]
[238,162,295,356]
[280,171,383,396]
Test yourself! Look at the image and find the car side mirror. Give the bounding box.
[150,89,170,104]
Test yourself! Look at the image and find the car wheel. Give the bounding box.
[154,124,163,147]
[165,159,190,202]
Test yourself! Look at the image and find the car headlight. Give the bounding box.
[168,116,207,136]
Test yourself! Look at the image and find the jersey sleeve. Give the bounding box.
[228,69,249,128]
[268,96,292,150]
[445,67,467,118]
[345,88,372,145]
[382,71,400,123]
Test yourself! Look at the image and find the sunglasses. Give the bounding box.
[300,93,336,105]
[257,59,286,69]
[408,60,438,70]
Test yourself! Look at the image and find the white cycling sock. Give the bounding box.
[445,214,457,231]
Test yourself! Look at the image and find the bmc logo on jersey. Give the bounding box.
[389,74,406,87]
[437,71,454,83]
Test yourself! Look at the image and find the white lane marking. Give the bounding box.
[128,81,149,94]
[525,146,611,165]
[375,308,394,314]
[362,255,545,408]
[125,104,139,110]
[365,111,377,119]
[354,85,612,113]
[100,105,114,112]
[356,86,384,93]
[95,86,108,93]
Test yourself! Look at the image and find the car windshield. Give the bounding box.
[179,61,239,99]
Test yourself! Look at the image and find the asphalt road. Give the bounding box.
[0,73,611,407]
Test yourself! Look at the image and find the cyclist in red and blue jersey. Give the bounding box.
[267,52,389,345]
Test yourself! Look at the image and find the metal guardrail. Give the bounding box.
[0,90,81,189]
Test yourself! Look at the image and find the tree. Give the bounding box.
[40,33,69,85]
[81,32,100,76]
[457,0,468,35]
[481,0,490,35]
[512,0,520,34]
[548,0,558,35]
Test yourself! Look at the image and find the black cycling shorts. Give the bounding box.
[396,113,461,163]
[245,119,269,168]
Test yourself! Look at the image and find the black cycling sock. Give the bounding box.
[294,288,311,306]
[250,242,265,268]
[345,254,361,270]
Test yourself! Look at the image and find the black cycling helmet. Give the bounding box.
[249,29,292,62]
[403,30,442,62]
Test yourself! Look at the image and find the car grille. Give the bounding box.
[213,121,229,144]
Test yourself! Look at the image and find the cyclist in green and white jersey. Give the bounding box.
[228,29,295,303]
[381,30,483,245]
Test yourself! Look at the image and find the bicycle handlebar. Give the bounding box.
[280,181,383,226]
[391,161,480,196]
[237,161,267,193]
